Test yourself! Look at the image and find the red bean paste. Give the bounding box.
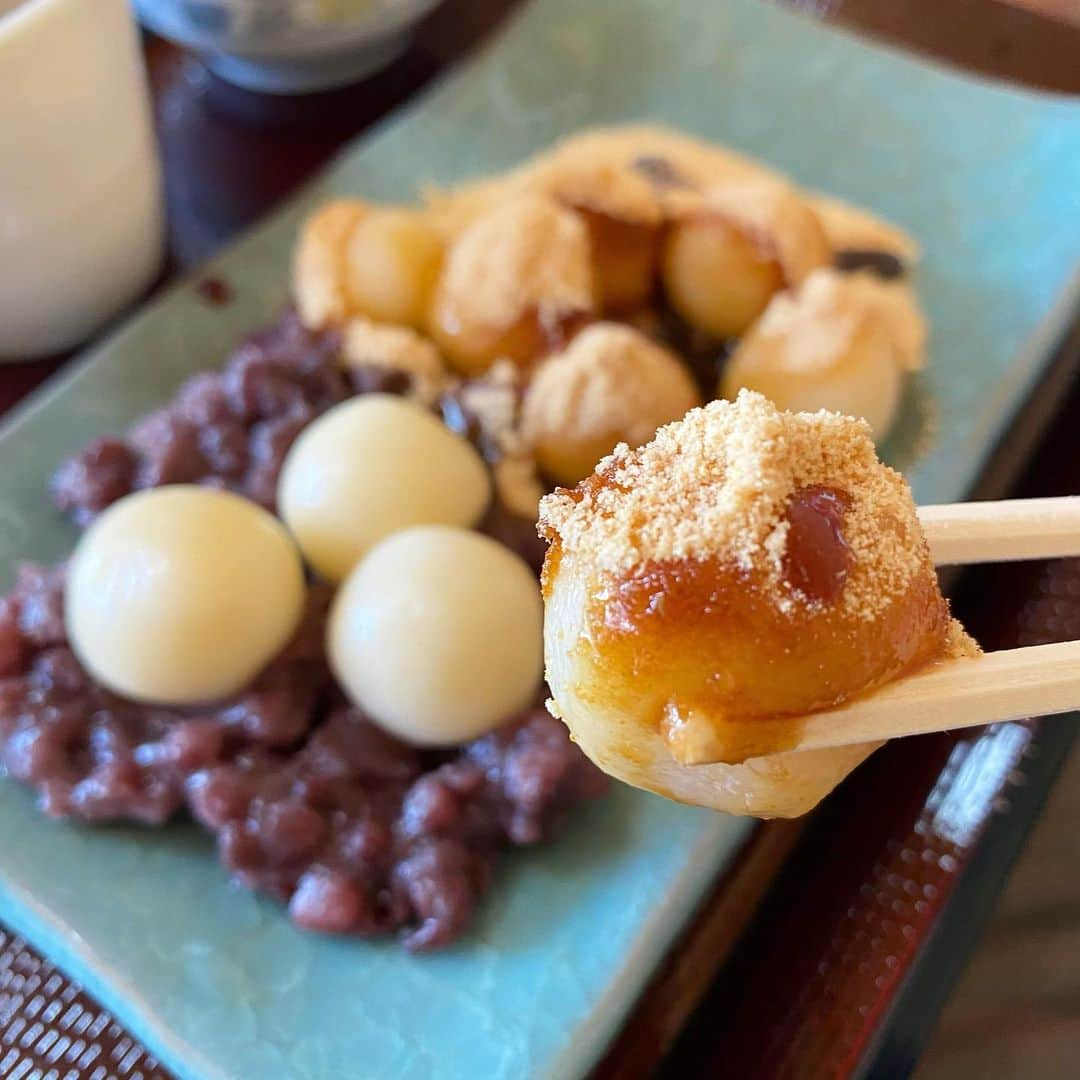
[782,485,852,605]
[1,309,606,951]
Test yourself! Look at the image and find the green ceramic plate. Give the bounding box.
[0,1,1077,1077]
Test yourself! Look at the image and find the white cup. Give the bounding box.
[0,0,164,359]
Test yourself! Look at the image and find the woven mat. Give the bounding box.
[0,929,168,1080]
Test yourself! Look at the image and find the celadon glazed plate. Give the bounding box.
[0,1,1078,1077]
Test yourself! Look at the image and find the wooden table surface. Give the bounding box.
[0,2,1077,1078]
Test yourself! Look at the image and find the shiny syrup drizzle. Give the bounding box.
[782,485,852,605]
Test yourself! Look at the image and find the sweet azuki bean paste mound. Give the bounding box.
[0,309,606,951]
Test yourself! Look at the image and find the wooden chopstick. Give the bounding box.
[688,496,1080,764]
[779,497,1080,757]
[752,641,1080,759]
[695,641,1080,764]
[920,496,1080,566]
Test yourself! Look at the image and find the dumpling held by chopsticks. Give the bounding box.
[538,390,978,818]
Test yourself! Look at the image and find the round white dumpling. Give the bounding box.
[66,486,305,704]
[720,269,904,438]
[328,525,543,745]
[278,394,491,582]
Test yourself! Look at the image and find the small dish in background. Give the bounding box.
[133,0,445,93]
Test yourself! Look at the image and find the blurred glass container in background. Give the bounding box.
[0,0,164,360]
[132,0,445,93]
